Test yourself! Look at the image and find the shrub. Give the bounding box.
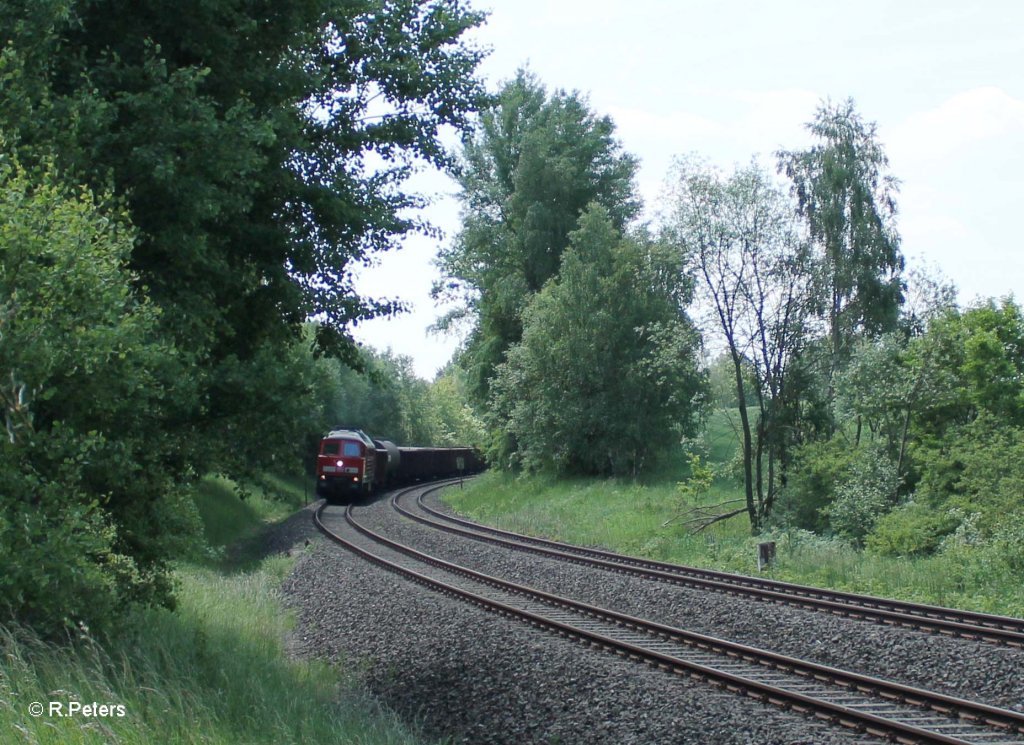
[865,500,958,556]
[824,446,900,544]
[989,518,1024,574]
[773,438,855,532]
[0,161,199,636]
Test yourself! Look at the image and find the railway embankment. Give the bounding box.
[1,475,431,745]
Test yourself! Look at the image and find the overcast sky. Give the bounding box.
[353,0,1024,378]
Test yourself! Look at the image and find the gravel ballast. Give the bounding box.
[403,487,1024,710]
[278,488,1023,744]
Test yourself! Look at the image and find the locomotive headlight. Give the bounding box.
[336,460,344,467]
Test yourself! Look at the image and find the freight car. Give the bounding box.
[315,428,483,503]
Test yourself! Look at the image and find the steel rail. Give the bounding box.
[397,486,1024,647]
[314,487,1024,745]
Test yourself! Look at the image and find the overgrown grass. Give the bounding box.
[446,410,1024,619]
[1,474,431,745]
[193,473,311,550]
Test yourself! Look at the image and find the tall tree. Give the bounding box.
[777,99,904,395]
[664,159,811,532]
[435,70,640,402]
[0,0,488,474]
[490,205,705,476]
[0,0,488,634]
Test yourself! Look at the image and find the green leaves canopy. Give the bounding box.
[1,0,488,360]
[0,0,489,635]
[490,205,705,476]
[436,70,640,401]
[778,99,904,374]
[0,161,199,636]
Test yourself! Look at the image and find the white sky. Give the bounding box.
[353,0,1024,379]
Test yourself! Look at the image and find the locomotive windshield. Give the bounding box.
[321,439,361,456]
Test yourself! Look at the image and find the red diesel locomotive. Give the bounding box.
[315,428,483,502]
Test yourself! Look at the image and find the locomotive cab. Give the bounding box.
[316,428,377,502]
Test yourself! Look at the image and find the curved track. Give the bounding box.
[315,481,1024,745]
[396,485,1024,647]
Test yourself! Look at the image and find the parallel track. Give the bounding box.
[395,486,1024,648]
[314,482,1024,745]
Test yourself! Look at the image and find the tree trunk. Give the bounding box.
[731,349,758,533]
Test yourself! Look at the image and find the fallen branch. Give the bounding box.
[684,507,748,534]
[661,498,745,528]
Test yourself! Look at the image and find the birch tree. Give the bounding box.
[664,159,811,532]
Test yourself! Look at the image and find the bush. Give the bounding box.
[989,518,1024,574]
[773,439,856,532]
[0,440,123,638]
[824,446,900,544]
[913,414,1024,537]
[865,500,958,557]
[0,161,199,636]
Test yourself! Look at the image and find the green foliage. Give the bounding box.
[313,345,484,450]
[0,160,201,637]
[835,334,913,440]
[822,299,1024,558]
[0,443,125,639]
[865,501,958,557]
[920,299,1024,429]
[206,336,334,479]
[913,413,1024,536]
[774,438,855,532]
[436,69,640,403]
[2,0,488,356]
[676,453,715,504]
[778,98,904,374]
[428,365,488,447]
[489,205,705,475]
[0,0,490,635]
[988,520,1024,575]
[824,445,900,544]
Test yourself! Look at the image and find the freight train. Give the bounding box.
[315,428,484,502]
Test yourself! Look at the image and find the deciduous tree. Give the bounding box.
[0,0,489,475]
[664,159,811,531]
[491,205,704,476]
[435,70,640,403]
[778,99,904,394]
[0,160,198,636]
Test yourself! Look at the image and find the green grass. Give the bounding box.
[445,410,1024,619]
[1,473,432,745]
[193,473,311,550]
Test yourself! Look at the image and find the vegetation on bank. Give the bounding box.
[435,72,1024,605]
[445,466,1024,619]
[0,476,431,745]
[446,407,1024,619]
[0,0,489,639]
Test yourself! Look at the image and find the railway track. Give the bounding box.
[315,482,1024,745]
[394,484,1024,648]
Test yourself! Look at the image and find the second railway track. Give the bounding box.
[394,483,1024,648]
[315,482,1024,745]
